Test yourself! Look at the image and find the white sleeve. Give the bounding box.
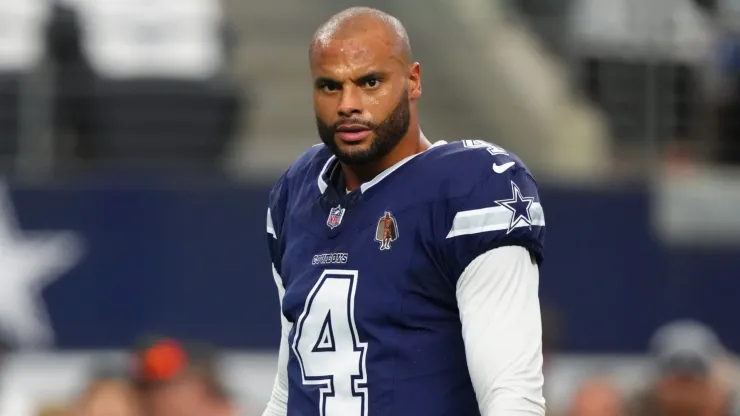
[457,245,546,416]
[262,264,292,416]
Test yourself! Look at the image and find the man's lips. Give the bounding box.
[336,124,371,142]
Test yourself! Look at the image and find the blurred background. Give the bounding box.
[0,0,738,414]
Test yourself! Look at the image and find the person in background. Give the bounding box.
[630,320,737,416]
[569,377,623,416]
[132,336,240,416]
[36,407,68,416]
[66,374,143,416]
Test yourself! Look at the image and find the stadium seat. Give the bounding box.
[53,0,241,171]
[79,78,239,169]
[0,0,52,171]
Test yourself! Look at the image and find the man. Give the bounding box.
[570,378,624,416]
[263,7,546,416]
[132,337,239,416]
[631,320,738,416]
[68,374,143,416]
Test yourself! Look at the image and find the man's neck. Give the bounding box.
[343,130,431,191]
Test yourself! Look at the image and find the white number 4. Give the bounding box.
[292,270,369,416]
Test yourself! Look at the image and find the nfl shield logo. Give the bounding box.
[327,205,345,229]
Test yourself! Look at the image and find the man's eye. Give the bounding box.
[363,79,379,88]
[319,82,340,92]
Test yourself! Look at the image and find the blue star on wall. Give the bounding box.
[495,181,535,234]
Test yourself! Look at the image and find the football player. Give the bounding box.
[263,7,546,416]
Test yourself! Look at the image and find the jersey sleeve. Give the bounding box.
[267,171,289,275]
[262,265,291,416]
[439,165,545,282]
[263,172,291,415]
[457,246,546,415]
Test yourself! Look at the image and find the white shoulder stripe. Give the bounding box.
[317,156,336,194]
[446,203,545,238]
[267,208,277,239]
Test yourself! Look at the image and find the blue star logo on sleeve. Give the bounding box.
[495,181,535,234]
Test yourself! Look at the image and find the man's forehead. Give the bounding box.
[315,33,396,60]
[311,36,399,74]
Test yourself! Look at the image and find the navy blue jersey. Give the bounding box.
[267,140,545,416]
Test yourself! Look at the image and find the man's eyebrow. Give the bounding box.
[314,76,340,87]
[355,71,386,83]
[314,71,387,87]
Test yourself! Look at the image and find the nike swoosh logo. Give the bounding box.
[492,162,515,174]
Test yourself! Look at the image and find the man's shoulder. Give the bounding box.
[418,140,536,201]
[269,144,332,201]
[420,140,545,270]
[284,144,334,184]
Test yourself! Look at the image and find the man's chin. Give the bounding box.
[334,145,377,165]
[335,136,370,151]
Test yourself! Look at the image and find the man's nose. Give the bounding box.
[337,85,363,117]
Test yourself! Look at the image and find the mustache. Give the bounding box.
[332,119,377,131]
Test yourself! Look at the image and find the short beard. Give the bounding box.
[316,91,411,165]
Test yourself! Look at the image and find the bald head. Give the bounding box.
[309,7,422,169]
[570,378,623,416]
[310,7,412,65]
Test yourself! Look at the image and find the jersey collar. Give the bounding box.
[317,140,447,194]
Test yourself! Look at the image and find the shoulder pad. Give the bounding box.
[418,140,534,201]
[426,140,545,279]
